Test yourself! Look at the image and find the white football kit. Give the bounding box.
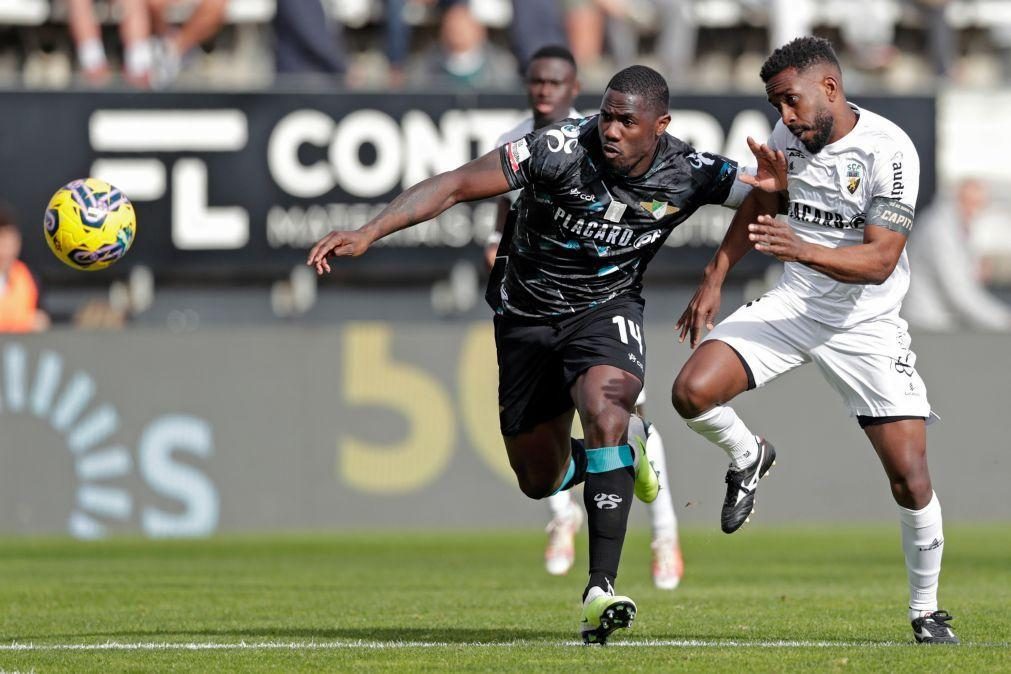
[705,103,932,420]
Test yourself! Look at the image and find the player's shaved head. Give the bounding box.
[605,65,669,116]
[760,36,842,83]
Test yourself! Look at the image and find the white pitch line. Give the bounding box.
[0,640,1005,651]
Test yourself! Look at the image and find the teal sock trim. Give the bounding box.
[552,457,577,495]
[585,444,634,474]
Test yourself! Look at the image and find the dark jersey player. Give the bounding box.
[308,66,751,644]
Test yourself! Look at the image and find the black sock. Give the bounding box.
[582,461,634,600]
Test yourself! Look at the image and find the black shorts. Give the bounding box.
[494,296,646,436]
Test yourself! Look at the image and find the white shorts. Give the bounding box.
[704,291,932,420]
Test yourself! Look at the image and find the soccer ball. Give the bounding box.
[43,178,136,271]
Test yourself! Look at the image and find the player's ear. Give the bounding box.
[655,112,671,137]
[822,73,840,102]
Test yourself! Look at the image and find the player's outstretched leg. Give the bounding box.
[644,424,683,589]
[544,492,582,576]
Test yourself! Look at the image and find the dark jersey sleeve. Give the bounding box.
[685,150,739,207]
[498,120,584,192]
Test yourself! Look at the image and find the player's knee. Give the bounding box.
[889,473,932,508]
[515,472,556,500]
[581,408,628,447]
[671,372,713,419]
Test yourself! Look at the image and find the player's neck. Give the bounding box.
[828,104,859,145]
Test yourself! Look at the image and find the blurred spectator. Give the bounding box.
[66,0,153,86]
[763,0,814,55]
[147,0,228,88]
[563,0,610,76]
[508,0,567,71]
[385,0,411,87]
[916,0,956,81]
[411,2,517,89]
[273,0,347,83]
[839,0,899,71]
[606,0,695,89]
[0,208,49,333]
[903,179,1011,332]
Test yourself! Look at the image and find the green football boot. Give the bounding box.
[628,415,660,503]
[579,590,637,645]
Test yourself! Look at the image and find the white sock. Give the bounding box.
[685,405,758,471]
[646,426,678,542]
[547,491,574,520]
[899,491,944,620]
[77,38,107,71]
[124,39,154,78]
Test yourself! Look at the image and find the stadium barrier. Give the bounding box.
[1,91,935,284]
[0,325,1001,538]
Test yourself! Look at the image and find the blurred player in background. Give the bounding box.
[0,207,49,333]
[488,45,683,589]
[673,37,959,644]
[309,65,752,643]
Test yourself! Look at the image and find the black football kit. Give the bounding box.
[491,116,741,435]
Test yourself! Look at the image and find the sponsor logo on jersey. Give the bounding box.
[787,148,806,173]
[846,161,863,194]
[787,201,858,229]
[569,187,594,202]
[639,200,679,220]
[686,151,715,169]
[552,206,636,248]
[633,229,662,249]
[890,159,904,198]
[545,124,581,154]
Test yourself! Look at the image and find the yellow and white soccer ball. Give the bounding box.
[44,178,136,271]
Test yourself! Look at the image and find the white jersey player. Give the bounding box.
[672,37,958,644]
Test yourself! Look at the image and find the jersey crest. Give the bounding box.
[640,199,680,220]
[845,161,863,194]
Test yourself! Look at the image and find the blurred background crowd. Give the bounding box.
[0,0,1010,333]
[2,0,1011,91]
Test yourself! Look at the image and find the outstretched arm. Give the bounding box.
[307,149,511,274]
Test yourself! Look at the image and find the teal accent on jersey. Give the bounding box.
[597,265,619,276]
[552,456,578,494]
[586,444,634,474]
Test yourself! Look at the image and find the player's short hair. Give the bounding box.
[760,36,841,83]
[605,65,669,115]
[529,45,576,70]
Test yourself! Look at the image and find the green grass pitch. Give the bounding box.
[0,525,1007,672]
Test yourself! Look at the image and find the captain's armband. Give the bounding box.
[866,197,915,235]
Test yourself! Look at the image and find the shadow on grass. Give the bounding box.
[9,626,912,647]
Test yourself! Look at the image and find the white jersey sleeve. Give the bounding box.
[868,132,919,211]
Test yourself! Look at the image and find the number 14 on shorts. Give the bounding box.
[612,316,643,354]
